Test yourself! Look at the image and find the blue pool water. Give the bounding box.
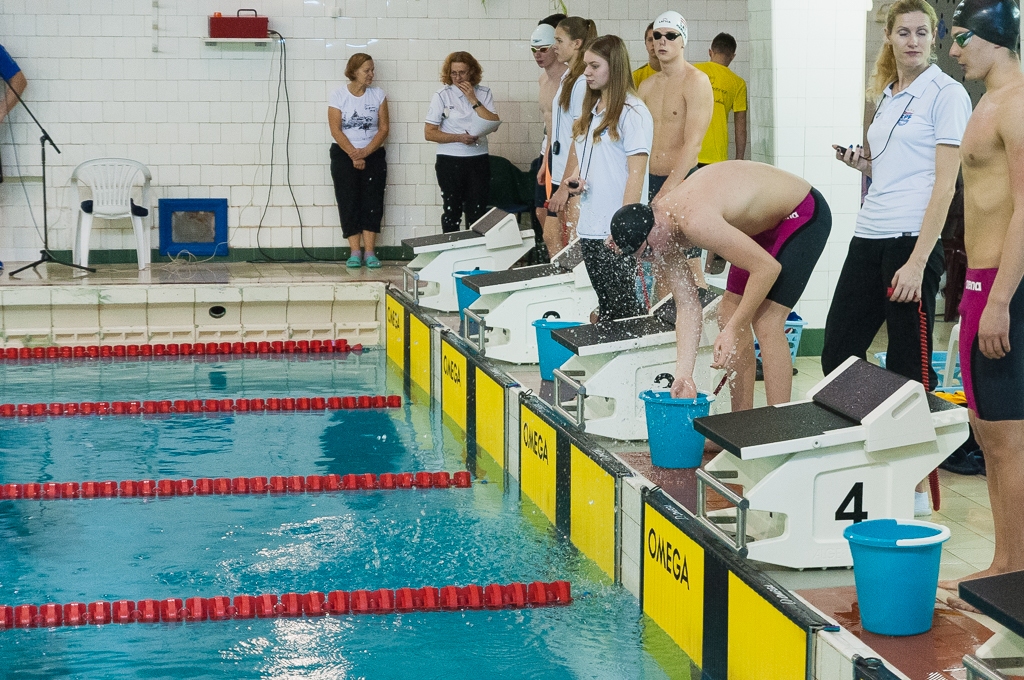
[0,352,686,678]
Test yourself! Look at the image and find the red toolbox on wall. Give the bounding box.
[209,10,268,39]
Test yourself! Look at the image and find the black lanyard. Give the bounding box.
[864,91,915,162]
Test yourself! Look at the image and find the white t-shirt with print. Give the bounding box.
[550,73,587,184]
[329,85,386,150]
[856,64,971,238]
[425,84,496,157]
[574,94,654,239]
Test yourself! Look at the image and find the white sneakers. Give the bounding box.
[914,491,932,516]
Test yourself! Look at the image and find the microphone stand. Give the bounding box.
[2,73,95,276]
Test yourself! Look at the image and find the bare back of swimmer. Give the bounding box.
[612,161,831,406]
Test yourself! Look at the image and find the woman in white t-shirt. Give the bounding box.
[548,35,654,322]
[424,52,501,233]
[538,16,597,256]
[329,53,390,268]
[824,1,971,513]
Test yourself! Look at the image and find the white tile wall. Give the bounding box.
[0,0,749,258]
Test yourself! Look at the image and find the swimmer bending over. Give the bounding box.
[612,161,831,407]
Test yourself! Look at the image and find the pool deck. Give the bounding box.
[0,258,1011,680]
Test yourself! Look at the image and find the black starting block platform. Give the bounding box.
[461,239,585,294]
[402,229,483,249]
[960,571,1024,640]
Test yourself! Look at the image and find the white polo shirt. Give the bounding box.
[574,94,654,239]
[856,64,971,239]
[549,73,587,184]
[425,84,495,158]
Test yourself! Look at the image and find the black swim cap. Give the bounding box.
[953,0,1020,51]
[611,203,655,255]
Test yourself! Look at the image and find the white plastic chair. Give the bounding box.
[71,158,152,270]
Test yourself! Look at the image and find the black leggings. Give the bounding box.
[435,154,490,233]
[821,235,944,387]
[330,145,387,238]
[581,237,645,322]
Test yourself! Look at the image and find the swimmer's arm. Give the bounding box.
[699,216,781,332]
[733,111,747,161]
[547,143,579,214]
[984,117,1024,357]
[669,252,704,399]
[891,144,960,302]
[658,73,713,196]
[623,154,648,205]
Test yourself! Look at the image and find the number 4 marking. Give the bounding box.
[835,482,869,523]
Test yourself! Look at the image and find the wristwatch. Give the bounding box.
[472,102,481,109]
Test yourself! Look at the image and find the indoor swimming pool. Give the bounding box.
[0,350,690,678]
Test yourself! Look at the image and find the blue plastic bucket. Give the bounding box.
[639,390,713,468]
[844,519,950,636]
[453,269,492,321]
[533,316,582,380]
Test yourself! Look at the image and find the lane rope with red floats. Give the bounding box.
[0,581,572,629]
[0,394,402,418]
[0,471,473,501]
[0,339,362,363]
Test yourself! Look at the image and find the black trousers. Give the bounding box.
[435,154,490,233]
[581,237,645,322]
[330,144,387,239]
[821,235,945,388]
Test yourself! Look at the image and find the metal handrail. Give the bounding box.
[552,368,586,428]
[400,267,421,304]
[964,655,1012,680]
[696,468,749,557]
[462,309,488,355]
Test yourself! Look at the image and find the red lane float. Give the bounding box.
[0,470,473,502]
[0,394,403,418]
[0,340,364,363]
[0,582,570,630]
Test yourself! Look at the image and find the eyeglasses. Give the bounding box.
[652,31,682,41]
[449,70,470,78]
[531,46,550,54]
[953,30,975,48]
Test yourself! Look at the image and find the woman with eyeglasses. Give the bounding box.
[424,52,501,233]
[823,0,971,514]
[540,16,598,255]
[328,53,390,269]
[548,35,654,323]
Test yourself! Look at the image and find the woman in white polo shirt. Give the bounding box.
[823,0,971,512]
[329,53,390,269]
[424,52,500,233]
[548,34,654,322]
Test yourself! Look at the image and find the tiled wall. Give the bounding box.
[749,0,869,327]
[0,0,749,261]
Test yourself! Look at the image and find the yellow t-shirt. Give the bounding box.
[632,63,658,89]
[693,61,747,165]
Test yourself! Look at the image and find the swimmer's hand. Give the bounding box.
[670,375,698,400]
[890,260,924,303]
[979,301,1012,359]
[547,183,571,214]
[712,326,740,370]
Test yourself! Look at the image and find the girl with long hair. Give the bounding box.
[548,35,654,322]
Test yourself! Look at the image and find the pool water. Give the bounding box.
[0,352,687,679]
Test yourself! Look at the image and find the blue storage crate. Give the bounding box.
[754,311,806,364]
[873,350,961,387]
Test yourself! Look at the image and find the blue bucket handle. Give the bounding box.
[543,311,561,320]
[653,373,674,389]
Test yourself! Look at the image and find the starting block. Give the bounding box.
[960,571,1024,678]
[457,239,597,364]
[693,357,969,569]
[546,291,721,441]
[401,208,535,313]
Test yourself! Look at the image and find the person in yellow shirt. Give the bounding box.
[631,23,660,88]
[694,33,747,164]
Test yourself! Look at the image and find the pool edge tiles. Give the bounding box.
[383,287,920,680]
[0,282,386,349]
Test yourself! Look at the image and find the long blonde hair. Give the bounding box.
[572,35,635,143]
[556,17,598,111]
[866,0,938,101]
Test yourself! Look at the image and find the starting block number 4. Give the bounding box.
[834,482,869,524]
[812,466,889,540]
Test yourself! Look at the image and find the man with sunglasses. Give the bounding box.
[531,21,568,246]
[941,0,1024,605]
[637,11,714,286]
[610,161,831,410]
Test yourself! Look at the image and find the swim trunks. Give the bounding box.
[958,268,1024,421]
[725,187,832,309]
